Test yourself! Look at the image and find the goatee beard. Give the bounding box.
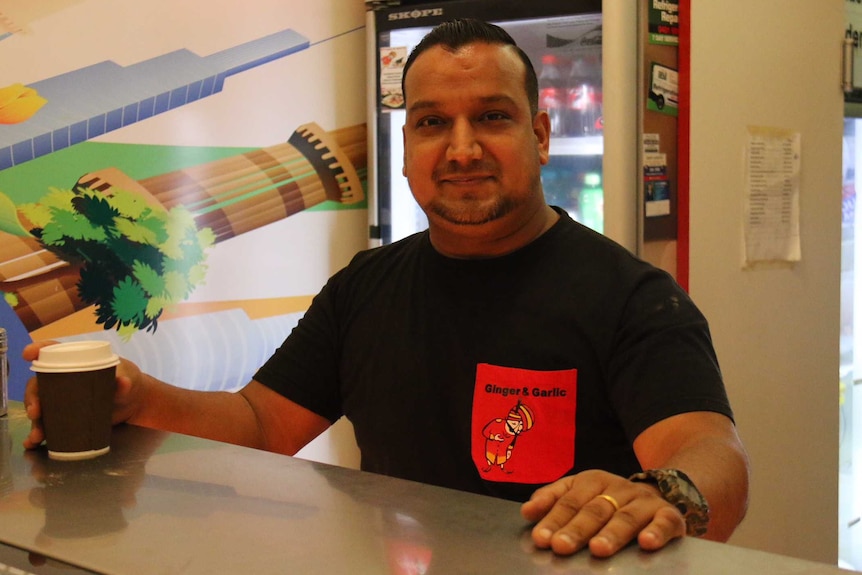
[427,196,519,226]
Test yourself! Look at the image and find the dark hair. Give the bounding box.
[401,18,539,116]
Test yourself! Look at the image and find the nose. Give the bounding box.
[445,119,482,164]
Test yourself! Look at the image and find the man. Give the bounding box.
[23,19,749,558]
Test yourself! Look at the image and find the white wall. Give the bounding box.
[689,1,844,563]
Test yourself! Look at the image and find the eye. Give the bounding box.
[415,116,446,129]
[480,111,511,122]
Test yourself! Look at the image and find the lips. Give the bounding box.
[0,83,47,125]
[438,173,494,185]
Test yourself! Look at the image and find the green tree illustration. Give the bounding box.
[19,185,215,339]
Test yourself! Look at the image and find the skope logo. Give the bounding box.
[388,8,444,21]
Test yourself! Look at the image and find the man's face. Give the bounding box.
[506,418,524,435]
[402,42,550,237]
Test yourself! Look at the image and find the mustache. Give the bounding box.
[433,161,496,179]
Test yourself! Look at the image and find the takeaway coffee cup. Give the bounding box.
[31,341,120,461]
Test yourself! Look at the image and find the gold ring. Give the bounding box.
[597,494,620,512]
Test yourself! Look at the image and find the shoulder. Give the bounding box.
[341,232,427,275]
[322,232,428,297]
[540,210,668,284]
[542,210,701,319]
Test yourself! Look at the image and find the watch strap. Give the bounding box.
[629,468,710,537]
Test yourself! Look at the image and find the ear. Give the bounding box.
[533,110,551,166]
[402,124,408,177]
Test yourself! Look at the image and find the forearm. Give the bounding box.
[634,412,750,541]
[126,373,264,450]
[659,435,750,541]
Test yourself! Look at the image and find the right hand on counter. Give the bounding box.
[22,341,143,450]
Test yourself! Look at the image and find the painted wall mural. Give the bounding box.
[0,1,369,412]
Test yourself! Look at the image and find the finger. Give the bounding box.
[23,340,58,421]
[589,502,685,557]
[636,506,686,551]
[532,493,620,555]
[23,424,45,450]
[22,374,45,450]
[596,494,620,512]
[115,374,134,398]
[111,375,135,425]
[21,341,59,450]
[520,488,558,523]
[520,476,578,522]
[22,340,59,362]
[23,376,40,420]
[588,511,637,557]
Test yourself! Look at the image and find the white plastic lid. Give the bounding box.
[31,341,120,373]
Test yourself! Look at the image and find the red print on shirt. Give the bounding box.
[481,401,535,473]
[472,363,577,484]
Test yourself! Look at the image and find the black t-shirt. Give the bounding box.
[255,209,732,502]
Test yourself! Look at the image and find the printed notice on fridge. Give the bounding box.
[643,136,670,217]
[648,0,679,45]
[380,46,407,110]
[647,63,678,116]
[744,126,801,266]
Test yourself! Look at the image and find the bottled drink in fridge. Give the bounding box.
[579,172,603,233]
[538,54,564,137]
[569,84,603,135]
[565,56,603,136]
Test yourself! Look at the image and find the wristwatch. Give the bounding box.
[629,468,710,537]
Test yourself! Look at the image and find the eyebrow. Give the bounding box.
[407,94,519,114]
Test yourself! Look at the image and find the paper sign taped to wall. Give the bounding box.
[743,126,801,265]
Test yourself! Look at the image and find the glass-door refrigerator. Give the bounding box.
[840,1,862,567]
[365,0,639,252]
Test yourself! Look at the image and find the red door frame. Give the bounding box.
[677,0,691,291]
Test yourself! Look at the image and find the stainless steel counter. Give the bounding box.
[0,402,851,574]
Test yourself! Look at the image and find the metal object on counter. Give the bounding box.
[0,417,10,498]
[0,327,7,417]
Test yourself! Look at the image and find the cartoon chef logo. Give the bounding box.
[472,363,577,484]
[482,401,535,473]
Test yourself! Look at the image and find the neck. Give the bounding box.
[428,204,559,259]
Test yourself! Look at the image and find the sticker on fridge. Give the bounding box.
[379,46,407,109]
[648,0,680,46]
[644,152,671,217]
[648,63,679,117]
